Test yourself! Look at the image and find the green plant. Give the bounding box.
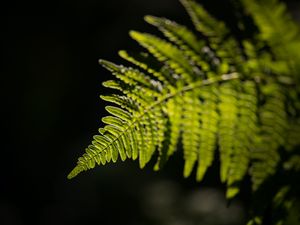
[68,0,300,224]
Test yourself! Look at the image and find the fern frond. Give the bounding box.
[118,50,170,87]
[242,0,300,87]
[129,31,199,83]
[196,86,219,181]
[68,67,240,179]
[226,81,258,198]
[180,0,228,40]
[241,0,299,46]
[68,1,300,224]
[181,0,243,69]
[144,15,209,71]
[154,95,183,170]
[182,90,202,177]
[251,83,288,190]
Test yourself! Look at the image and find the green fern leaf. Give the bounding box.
[182,90,202,177]
[251,83,288,190]
[68,0,300,223]
[180,0,228,40]
[227,81,258,198]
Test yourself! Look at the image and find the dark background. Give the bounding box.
[2,1,300,225]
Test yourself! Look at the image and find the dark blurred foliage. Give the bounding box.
[2,1,300,225]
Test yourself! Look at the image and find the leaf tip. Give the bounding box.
[118,50,127,58]
[144,15,158,25]
[129,30,143,40]
[67,166,82,180]
[226,187,240,199]
[99,59,120,72]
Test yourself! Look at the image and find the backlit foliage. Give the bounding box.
[68,0,300,224]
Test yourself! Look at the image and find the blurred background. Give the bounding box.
[2,0,300,225]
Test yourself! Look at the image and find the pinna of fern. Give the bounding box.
[68,0,300,224]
